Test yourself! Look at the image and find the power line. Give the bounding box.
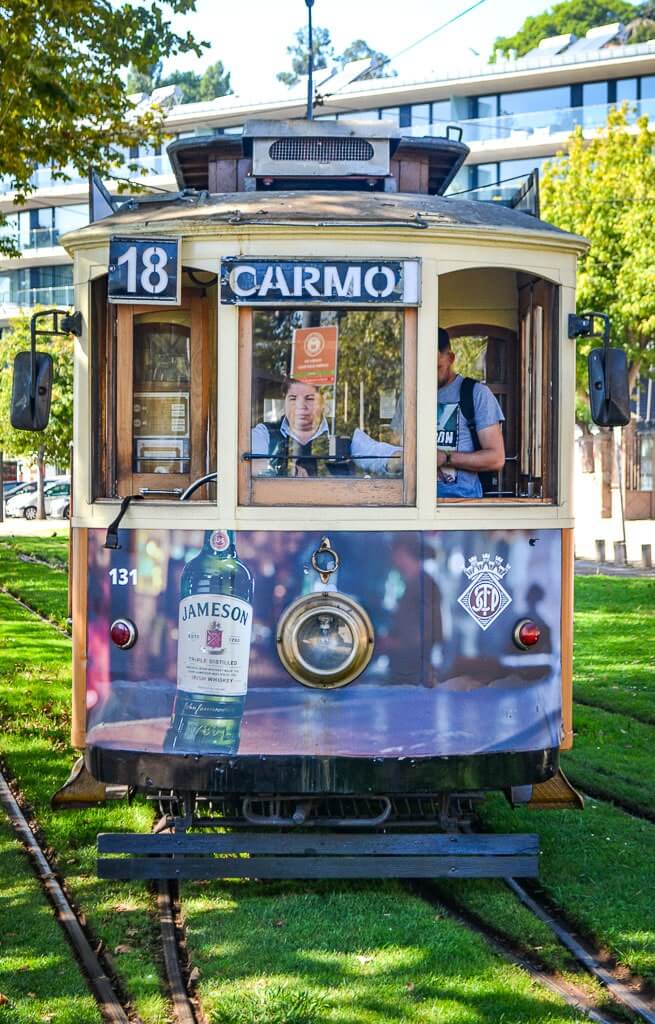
[322,0,489,100]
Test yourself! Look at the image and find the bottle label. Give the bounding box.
[209,530,230,552]
[177,594,252,696]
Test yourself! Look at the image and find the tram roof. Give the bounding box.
[62,190,587,251]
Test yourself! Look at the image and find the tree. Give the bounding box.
[0,0,204,257]
[0,315,74,518]
[491,0,640,59]
[540,106,655,410]
[126,62,163,96]
[338,39,397,80]
[277,26,335,86]
[197,61,232,101]
[129,60,232,104]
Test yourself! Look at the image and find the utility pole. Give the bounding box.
[305,0,314,120]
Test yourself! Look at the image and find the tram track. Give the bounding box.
[412,870,655,1024]
[0,763,200,1024]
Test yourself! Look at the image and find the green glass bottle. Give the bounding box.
[164,529,254,754]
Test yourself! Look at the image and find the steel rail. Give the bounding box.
[0,770,131,1024]
[0,586,69,636]
[409,880,617,1024]
[506,878,655,1024]
[157,881,198,1024]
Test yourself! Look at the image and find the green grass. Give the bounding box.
[574,577,655,723]
[0,534,68,570]
[1,554,654,1020]
[185,881,589,1023]
[0,819,100,1024]
[0,539,68,629]
[477,795,655,983]
[563,703,655,817]
[0,594,169,1023]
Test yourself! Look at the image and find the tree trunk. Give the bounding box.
[37,446,46,520]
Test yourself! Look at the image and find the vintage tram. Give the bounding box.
[11,117,630,879]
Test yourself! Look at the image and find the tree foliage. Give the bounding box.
[492,0,645,59]
[277,26,334,86]
[277,27,394,86]
[0,315,74,468]
[0,0,204,256]
[540,107,655,403]
[338,39,397,80]
[127,60,232,103]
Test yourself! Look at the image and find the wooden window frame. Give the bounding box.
[115,288,210,499]
[238,307,417,508]
[438,277,558,506]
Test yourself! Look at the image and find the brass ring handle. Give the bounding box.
[311,536,340,584]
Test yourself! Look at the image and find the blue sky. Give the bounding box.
[163,0,604,94]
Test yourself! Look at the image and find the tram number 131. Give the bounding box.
[108,237,180,305]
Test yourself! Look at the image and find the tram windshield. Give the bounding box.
[250,308,404,479]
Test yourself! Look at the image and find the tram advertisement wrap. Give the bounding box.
[86,529,562,757]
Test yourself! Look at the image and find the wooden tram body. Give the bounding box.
[47,119,593,876]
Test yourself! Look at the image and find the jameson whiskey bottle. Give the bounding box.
[164,529,254,754]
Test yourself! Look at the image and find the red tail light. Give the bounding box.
[110,618,137,649]
[513,619,541,650]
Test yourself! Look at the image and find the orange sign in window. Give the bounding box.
[290,326,339,385]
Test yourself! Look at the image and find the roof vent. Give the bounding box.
[269,137,375,163]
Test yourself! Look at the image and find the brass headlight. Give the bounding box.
[276,592,374,688]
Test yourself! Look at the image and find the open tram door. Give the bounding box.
[11,117,630,878]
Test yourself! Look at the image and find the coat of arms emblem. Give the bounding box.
[205,621,224,653]
[457,554,511,630]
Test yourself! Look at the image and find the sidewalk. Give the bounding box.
[575,558,655,577]
[0,517,69,538]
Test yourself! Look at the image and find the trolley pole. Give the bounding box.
[305,0,315,120]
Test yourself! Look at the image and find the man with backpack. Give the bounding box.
[437,327,505,499]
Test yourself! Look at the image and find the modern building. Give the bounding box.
[1,22,652,546]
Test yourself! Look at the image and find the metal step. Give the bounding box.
[97,830,539,880]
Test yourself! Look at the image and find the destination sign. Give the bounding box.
[220,258,420,305]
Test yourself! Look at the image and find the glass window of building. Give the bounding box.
[341,109,379,121]
[431,99,451,123]
[411,103,431,127]
[380,107,400,124]
[499,86,570,116]
[615,78,638,102]
[641,75,655,99]
[474,95,498,119]
[499,158,545,180]
[474,163,498,187]
[582,81,607,106]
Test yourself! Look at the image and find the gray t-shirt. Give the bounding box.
[437,375,504,498]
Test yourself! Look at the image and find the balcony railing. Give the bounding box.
[0,285,74,308]
[0,153,172,195]
[407,98,655,144]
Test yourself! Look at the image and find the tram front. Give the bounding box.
[13,118,610,877]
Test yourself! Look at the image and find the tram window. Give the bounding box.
[239,307,416,506]
[92,274,216,500]
[439,269,557,504]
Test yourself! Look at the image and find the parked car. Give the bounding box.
[48,491,71,519]
[5,479,70,519]
[3,479,20,497]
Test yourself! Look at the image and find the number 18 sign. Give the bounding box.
[108,237,180,305]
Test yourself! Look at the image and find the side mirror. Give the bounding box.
[11,351,53,431]
[588,347,630,428]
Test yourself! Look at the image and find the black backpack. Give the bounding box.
[459,377,500,497]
